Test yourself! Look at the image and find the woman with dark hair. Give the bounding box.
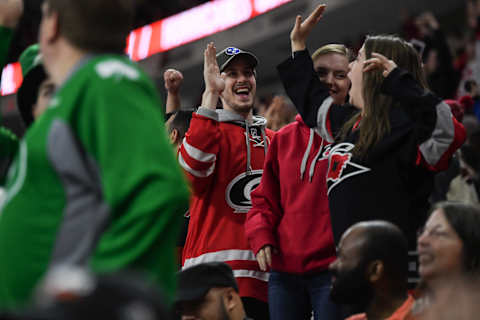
[277,4,466,248]
[418,202,480,279]
[411,201,480,318]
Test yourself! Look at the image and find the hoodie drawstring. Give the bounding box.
[261,127,268,156]
[300,129,314,180]
[308,139,324,182]
[245,121,252,174]
[300,129,325,182]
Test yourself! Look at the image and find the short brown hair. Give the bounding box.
[45,0,135,54]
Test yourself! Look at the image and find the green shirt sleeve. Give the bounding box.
[77,63,190,300]
[0,26,13,70]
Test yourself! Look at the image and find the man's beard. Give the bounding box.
[221,96,254,115]
[330,260,374,309]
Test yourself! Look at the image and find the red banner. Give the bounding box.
[1,0,292,96]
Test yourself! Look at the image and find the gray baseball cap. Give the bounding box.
[216,46,258,73]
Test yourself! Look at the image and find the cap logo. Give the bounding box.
[225,47,241,56]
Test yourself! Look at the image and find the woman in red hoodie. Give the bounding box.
[245,43,350,320]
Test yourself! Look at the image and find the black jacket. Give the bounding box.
[277,49,466,246]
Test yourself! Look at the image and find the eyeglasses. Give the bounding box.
[417,227,450,239]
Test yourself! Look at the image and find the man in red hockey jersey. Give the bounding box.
[178,43,273,319]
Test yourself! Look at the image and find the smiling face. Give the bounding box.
[220,57,256,117]
[347,45,366,110]
[313,52,350,105]
[417,209,464,283]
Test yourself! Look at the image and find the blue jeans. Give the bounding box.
[268,270,342,320]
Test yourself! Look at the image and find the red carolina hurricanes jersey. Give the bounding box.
[179,107,274,302]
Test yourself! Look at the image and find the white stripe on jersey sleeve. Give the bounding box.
[182,138,217,163]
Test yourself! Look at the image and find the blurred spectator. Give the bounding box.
[164,108,194,269]
[455,0,480,98]
[431,120,480,204]
[166,110,194,148]
[446,132,480,205]
[175,262,249,320]
[429,98,468,204]
[412,202,480,318]
[411,276,480,320]
[253,93,273,117]
[264,95,296,131]
[329,221,413,320]
[16,266,170,320]
[463,114,480,138]
[162,71,194,269]
[0,0,190,309]
[415,12,459,99]
[461,79,480,119]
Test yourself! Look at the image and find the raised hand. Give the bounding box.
[163,68,184,94]
[164,69,184,113]
[0,0,24,28]
[201,42,224,110]
[363,52,397,77]
[203,42,225,94]
[290,4,326,52]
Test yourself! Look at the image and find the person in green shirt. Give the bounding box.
[0,0,190,310]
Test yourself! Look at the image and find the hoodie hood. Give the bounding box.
[215,109,269,174]
[216,109,267,127]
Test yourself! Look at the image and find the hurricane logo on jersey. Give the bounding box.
[248,127,268,148]
[226,170,263,213]
[326,143,371,195]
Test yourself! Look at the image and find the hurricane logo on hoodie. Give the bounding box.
[326,143,371,195]
[226,170,263,213]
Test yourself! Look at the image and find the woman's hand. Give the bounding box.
[363,52,397,77]
[290,4,326,53]
[256,245,275,271]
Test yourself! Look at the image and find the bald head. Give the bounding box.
[345,221,409,280]
[330,220,409,306]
